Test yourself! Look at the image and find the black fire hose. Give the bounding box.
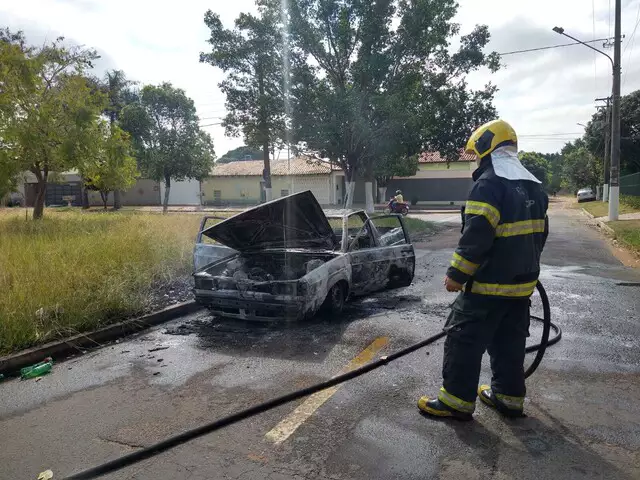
[63,281,560,480]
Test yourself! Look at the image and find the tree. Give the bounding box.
[98,70,138,209]
[217,146,264,163]
[120,83,215,213]
[562,144,602,193]
[0,29,105,219]
[81,122,139,209]
[281,0,499,210]
[374,155,419,202]
[200,7,286,202]
[583,89,640,176]
[519,152,551,190]
[540,152,563,195]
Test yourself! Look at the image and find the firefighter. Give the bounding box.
[418,119,549,421]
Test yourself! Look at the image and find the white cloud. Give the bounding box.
[2,0,640,154]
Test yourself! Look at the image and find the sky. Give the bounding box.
[2,0,640,155]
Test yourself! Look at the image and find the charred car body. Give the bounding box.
[193,191,415,321]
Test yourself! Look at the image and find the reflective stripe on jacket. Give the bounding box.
[447,161,549,298]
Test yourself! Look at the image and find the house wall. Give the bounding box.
[87,179,161,206]
[159,179,202,205]
[387,177,473,204]
[202,175,332,205]
[418,162,474,171]
[202,177,262,205]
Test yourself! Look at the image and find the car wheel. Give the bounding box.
[322,283,346,316]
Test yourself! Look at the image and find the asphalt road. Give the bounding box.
[1,205,640,480]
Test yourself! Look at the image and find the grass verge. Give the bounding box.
[0,210,202,354]
[608,219,640,255]
[577,196,640,218]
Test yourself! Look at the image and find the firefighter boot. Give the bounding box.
[417,396,473,421]
[478,385,525,418]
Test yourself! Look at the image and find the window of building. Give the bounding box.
[280,189,289,197]
[213,190,222,202]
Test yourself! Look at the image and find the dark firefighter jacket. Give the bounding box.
[447,159,549,298]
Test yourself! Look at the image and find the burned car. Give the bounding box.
[193,191,415,321]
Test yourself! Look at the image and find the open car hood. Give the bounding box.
[201,191,335,252]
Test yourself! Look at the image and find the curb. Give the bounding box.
[581,208,615,235]
[0,301,202,376]
[580,208,595,219]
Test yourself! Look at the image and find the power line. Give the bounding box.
[593,0,597,91]
[609,0,613,39]
[519,133,583,137]
[499,37,612,56]
[200,122,223,127]
[622,0,640,88]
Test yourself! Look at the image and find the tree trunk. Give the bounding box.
[365,181,375,214]
[378,186,387,203]
[363,164,375,214]
[263,142,272,202]
[114,190,122,210]
[163,176,171,214]
[33,179,47,220]
[82,185,90,209]
[100,191,109,210]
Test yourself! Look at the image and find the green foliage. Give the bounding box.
[218,146,264,163]
[519,152,551,190]
[200,7,286,193]
[100,70,138,125]
[0,29,105,219]
[0,210,203,353]
[81,123,139,209]
[621,194,640,210]
[374,155,419,187]
[281,0,499,197]
[562,144,602,193]
[608,220,640,254]
[120,83,215,211]
[583,90,640,175]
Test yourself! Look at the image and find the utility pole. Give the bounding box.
[609,0,622,220]
[596,97,612,202]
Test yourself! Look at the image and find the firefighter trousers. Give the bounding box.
[442,292,530,404]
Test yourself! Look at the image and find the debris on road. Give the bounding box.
[20,357,53,380]
[148,346,169,352]
[153,372,160,376]
[37,470,53,480]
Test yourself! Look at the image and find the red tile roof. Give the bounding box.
[419,151,475,163]
[211,157,333,176]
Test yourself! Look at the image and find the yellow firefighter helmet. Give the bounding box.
[465,119,518,159]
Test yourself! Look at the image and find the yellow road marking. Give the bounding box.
[265,336,389,445]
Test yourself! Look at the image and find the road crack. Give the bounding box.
[97,436,145,450]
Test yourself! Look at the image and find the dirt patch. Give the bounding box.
[146,275,194,313]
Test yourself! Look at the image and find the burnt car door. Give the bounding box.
[193,216,235,272]
[368,214,415,289]
[347,212,392,295]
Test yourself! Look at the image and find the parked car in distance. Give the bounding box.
[577,188,597,203]
[192,191,415,322]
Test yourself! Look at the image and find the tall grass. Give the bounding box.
[0,210,201,354]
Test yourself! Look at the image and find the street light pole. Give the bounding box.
[609,0,622,220]
[552,23,620,219]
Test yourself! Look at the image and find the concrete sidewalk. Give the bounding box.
[595,212,640,221]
